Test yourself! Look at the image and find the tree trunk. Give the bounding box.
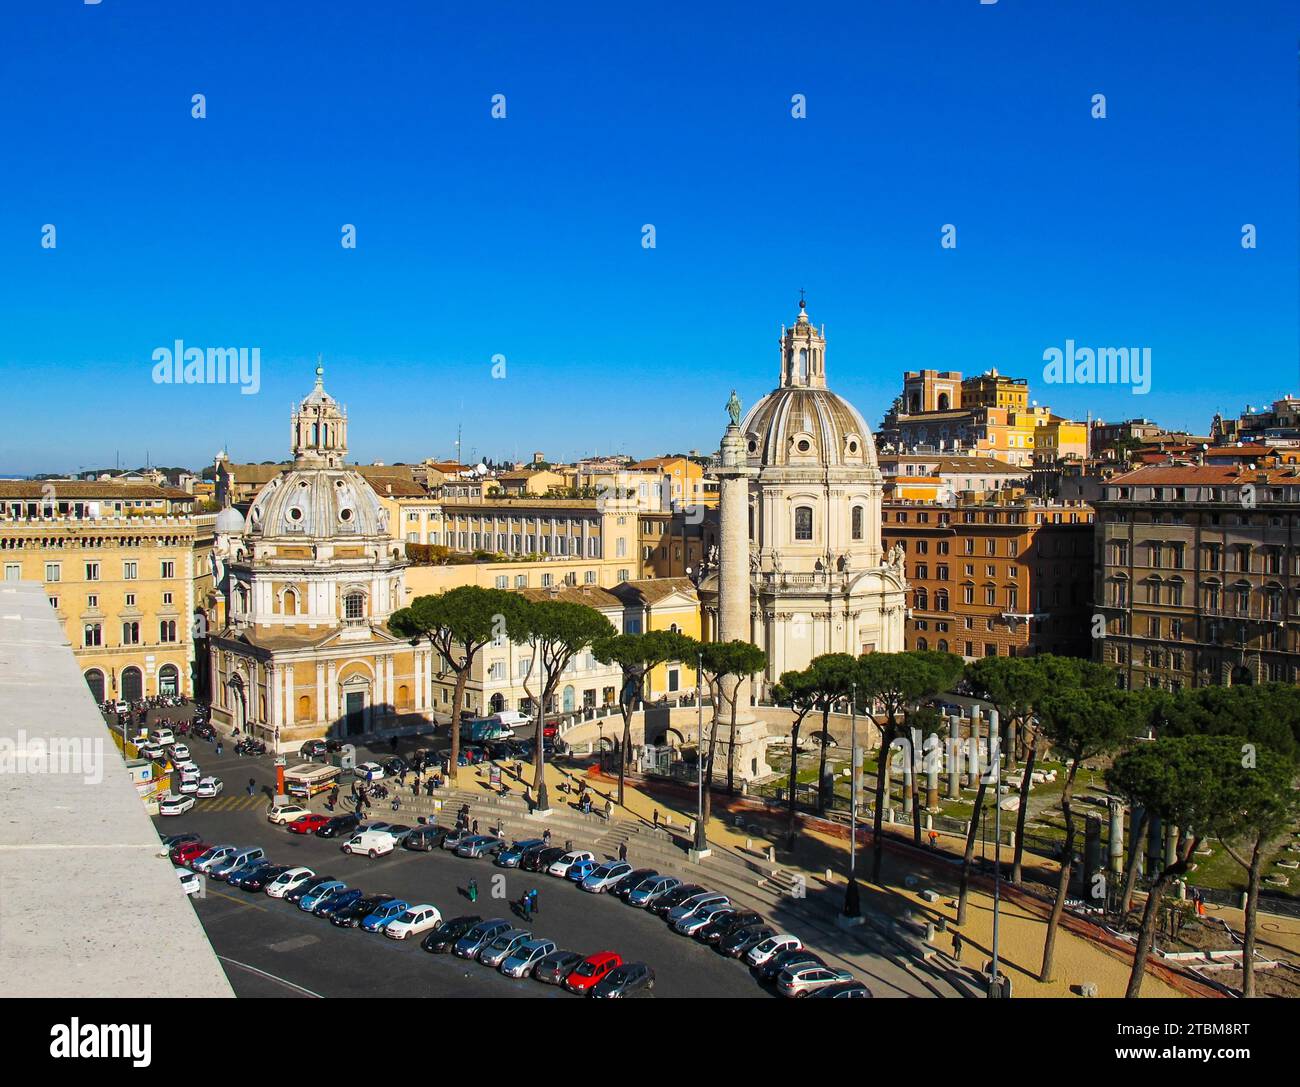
[785,715,803,849]
[1010,729,1038,884]
[902,721,922,846]
[1126,835,1198,998]
[870,719,897,884]
[617,700,633,807]
[1005,717,1018,771]
[1039,760,1080,983]
[448,667,466,787]
[957,778,989,927]
[817,705,831,814]
[1243,836,1263,998]
[702,697,721,828]
[533,666,550,812]
[1120,809,1150,918]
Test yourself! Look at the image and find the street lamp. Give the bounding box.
[694,647,707,853]
[843,679,861,918]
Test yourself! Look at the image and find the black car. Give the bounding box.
[610,868,657,900]
[811,981,873,999]
[515,842,550,869]
[421,915,481,953]
[332,894,395,928]
[316,813,361,839]
[285,874,339,905]
[300,739,328,760]
[591,962,655,999]
[649,883,704,917]
[698,910,763,945]
[403,824,449,851]
[718,924,777,958]
[383,756,408,777]
[759,949,824,983]
[522,847,566,873]
[315,887,365,918]
[240,864,290,892]
[532,949,584,985]
[161,831,203,851]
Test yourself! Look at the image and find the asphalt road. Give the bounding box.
[154,741,771,999]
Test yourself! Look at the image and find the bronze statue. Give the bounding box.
[726,389,742,427]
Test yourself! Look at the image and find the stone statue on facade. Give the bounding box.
[887,542,905,570]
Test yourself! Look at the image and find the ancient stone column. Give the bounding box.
[926,736,940,810]
[1108,797,1125,877]
[947,713,961,800]
[715,418,756,709]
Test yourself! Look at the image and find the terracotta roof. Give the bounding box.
[882,456,1026,475]
[366,477,427,497]
[516,584,622,609]
[609,577,698,606]
[1105,465,1300,486]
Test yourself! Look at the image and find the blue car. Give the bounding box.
[314,887,365,918]
[361,899,410,932]
[495,839,545,868]
[566,858,598,883]
[299,880,348,912]
[225,860,274,889]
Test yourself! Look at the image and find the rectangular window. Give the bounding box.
[125,593,136,607]
[83,623,101,647]
[121,621,140,645]
[123,561,137,580]
[163,591,173,605]
[794,506,813,540]
[85,562,100,581]
[495,575,508,589]
[160,560,175,579]
[45,563,60,582]
[515,574,527,588]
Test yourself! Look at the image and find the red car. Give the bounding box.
[542,719,559,740]
[172,840,209,866]
[563,951,622,995]
[289,814,331,834]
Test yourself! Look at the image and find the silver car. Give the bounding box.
[478,928,531,968]
[674,903,734,936]
[455,835,505,859]
[627,875,679,908]
[777,965,855,997]
[666,892,729,926]
[499,938,557,978]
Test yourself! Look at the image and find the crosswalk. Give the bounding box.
[196,794,269,813]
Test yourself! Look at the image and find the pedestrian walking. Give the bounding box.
[564,838,572,853]
[468,878,478,903]
[604,799,613,821]
[390,735,398,753]
[529,888,539,917]
[216,740,223,756]
[653,808,659,828]
[521,892,532,921]
[472,818,479,834]
[391,795,400,812]
[411,780,419,798]
[543,828,551,845]
[618,841,627,862]
[952,930,963,962]
[246,776,255,797]
[928,830,939,850]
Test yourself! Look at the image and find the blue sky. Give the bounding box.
[0,0,1296,475]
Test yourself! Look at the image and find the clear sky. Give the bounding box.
[1,0,1296,475]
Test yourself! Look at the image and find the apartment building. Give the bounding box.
[881,498,1094,660]
[1092,465,1300,690]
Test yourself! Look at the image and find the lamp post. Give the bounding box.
[694,647,707,854]
[843,679,861,918]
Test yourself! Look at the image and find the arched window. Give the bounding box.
[794,506,813,541]
[851,506,864,540]
[937,639,949,653]
[917,636,929,651]
[159,619,176,643]
[158,664,179,697]
[84,669,105,702]
[937,392,950,411]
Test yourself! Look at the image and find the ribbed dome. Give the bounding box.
[214,504,246,534]
[246,467,385,540]
[741,386,878,469]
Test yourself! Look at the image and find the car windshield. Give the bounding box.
[574,959,601,976]
[490,934,518,950]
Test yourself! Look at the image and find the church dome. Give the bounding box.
[214,503,246,534]
[246,466,386,539]
[740,298,878,470]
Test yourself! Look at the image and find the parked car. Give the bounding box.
[238,863,289,892]
[161,831,203,851]
[478,928,531,968]
[290,814,332,835]
[139,743,165,761]
[699,910,763,945]
[361,899,411,933]
[171,840,209,867]
[403,824,450,852]
[267,802,312,825]
[158,793,195,816]
[382,756,408,777]
[316,814,362,839]
[718,925,777,959]
[176,867,203,896]
[455,835,506,859]
[778,966,856,998]
[332,894,395,928]
[563,951,623,994]
[343,830,396,859]
[421,915,482,953]
[210,847,267,881]
[453,918,512,959]
[580,860,632,894]
[176,762,201,779]
[195,776,224,798]
[746,934,802,969]
[169,743,191,761]
[500,938,557,978]
[674,903,735,937]
[265,867,315,899]
[610,867,657,899]
[667,892,729,927]
[149,727,177,747]
[533,948,584,985]
[285,874,339,905]
[385,904,443,940]
[315,887,366,918]
[522,847,566,873]
[299,739,328,759]
[565,858,599,883]
[439,827,474,852]
[299,880,348,912]
[356,761,385,781]
[627,875,680,908]
[225,859,275,889]
[591,961,655,999]
[810,980,874,999]
[548,850,594,878]
[494,838,545,868]
[190,844,238,874]
[648,883,702,917]
[759,949,824,983]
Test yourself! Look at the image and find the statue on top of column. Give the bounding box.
[726,389,742,427]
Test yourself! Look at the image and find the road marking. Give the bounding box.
[216,956,324,998]
[207,888,269,912]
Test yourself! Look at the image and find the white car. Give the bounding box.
[342,830,396,858]
[265,866,315,898]
[176,759,200,775]
[169,743,191,761]
[746,933,802,968]
[113,700,131,714]
[356,761,385,781]
[176,868,203,896]
[547,849,594,877]
[383,904,442,940]
[139,742,164,761]
[159,793,195,816]
[150,728,176,747]
[195,776,224,798]
[178,778,200,794]
[267,803,311,825]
